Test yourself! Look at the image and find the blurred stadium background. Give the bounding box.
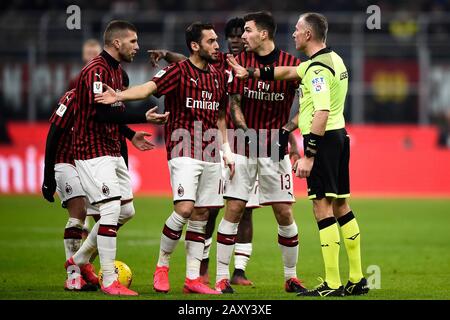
[0,0,449,300]
[1,0,450,196]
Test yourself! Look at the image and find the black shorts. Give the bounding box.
[303,128,350,200]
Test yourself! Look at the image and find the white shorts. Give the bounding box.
[75,156,133,205]
[169,157,223,208]
[55,163,86,207]
[224,154,295,205]
[54,163,101,215]
[220,151,260,209]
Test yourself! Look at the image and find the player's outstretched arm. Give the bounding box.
[145,106,169,125]
[147,49,187,68]
[119,125,155,151]
[227,54,301,81]
[95,81,157,104]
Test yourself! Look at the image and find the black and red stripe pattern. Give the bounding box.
[152,59,227,162]
[49,89,77,165]
[63,227,82,239]
[98,224,118,237]
[278,234,299,247]
[73,50,124,160]
[185,231,205,243]
[228,49,301,157]
[162,224,182,240]
[217,232,237,246]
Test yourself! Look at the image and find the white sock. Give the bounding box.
[185,220,207,280]
[203,237,212,260]
[157,211,187,267]
[278,223,299,280]
[97,232,117,287]
[73,221,99,265]
[234,243,252,271]
[96,200,120,287]
[216,219,239,282]
[63,218,84,260]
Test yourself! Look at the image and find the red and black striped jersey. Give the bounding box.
[228,48,301,155]
[73,50,124,160]
[49,89,76,165]
[152,59,227,162]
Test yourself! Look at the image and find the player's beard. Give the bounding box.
[199,47,217,64]
[120,52,133,63]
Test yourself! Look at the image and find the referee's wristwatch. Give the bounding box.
[305,149,316,158]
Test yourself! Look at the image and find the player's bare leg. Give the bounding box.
[333,198,368,295]
[271,202,305,293]
[215,198,246,293]
[200,207,220,284]
[231,208,254,285]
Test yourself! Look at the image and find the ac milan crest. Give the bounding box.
[102,183,110,196]
[65,183,73,195]
[177,184,184,197]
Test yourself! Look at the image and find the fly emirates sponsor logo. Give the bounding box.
[185,90,219,111]
[244,81,285,101]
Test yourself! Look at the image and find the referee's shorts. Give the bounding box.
[303,128,350,200]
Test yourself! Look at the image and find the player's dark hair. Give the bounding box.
[301,12,328,42]
[121,69,129,88]
[185,22,215,53]
[225,17,245,38]
[104,20,137,46]
[243,11,276,39]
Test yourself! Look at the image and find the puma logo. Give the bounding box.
[190,78,199,86]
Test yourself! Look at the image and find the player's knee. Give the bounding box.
[66,197,87,220]
[118,201,135,225]
[98,199,121,225]
[273,206,293,225]
[174,201,195,218]
[226,199,246,217]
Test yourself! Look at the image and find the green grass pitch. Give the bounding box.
[0,196,449,300]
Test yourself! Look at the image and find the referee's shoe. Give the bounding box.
[344,277,369,296]
[297,278,344,297]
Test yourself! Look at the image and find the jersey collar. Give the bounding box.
[310,47,332,60]
[255,47,280,65]
[101,50,120,69]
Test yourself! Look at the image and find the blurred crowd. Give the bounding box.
[1,0,450,13]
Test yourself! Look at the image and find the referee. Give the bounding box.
[227,12,369,297]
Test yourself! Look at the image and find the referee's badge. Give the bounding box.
[311,77,327,92]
